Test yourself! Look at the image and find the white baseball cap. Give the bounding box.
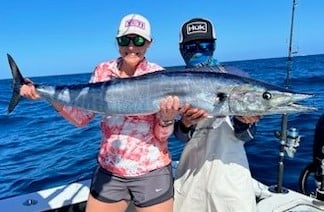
[116,14,152,41]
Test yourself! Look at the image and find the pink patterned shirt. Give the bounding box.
[60,58,173,177]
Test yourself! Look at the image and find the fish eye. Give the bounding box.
[262,91,272,100]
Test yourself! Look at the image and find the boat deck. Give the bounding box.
[2,162,324,211]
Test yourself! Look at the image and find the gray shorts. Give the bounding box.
[90,164,173,207]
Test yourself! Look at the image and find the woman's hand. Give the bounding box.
[20,78,40,100]
[159,96,180,123]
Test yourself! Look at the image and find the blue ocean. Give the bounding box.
[0,54,323,200]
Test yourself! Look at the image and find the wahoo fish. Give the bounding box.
[7,54,315,116]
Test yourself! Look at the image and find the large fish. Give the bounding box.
[7,54,315,116]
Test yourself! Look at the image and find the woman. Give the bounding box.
[20,14,177,212]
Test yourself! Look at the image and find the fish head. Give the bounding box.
[228,84,316,116]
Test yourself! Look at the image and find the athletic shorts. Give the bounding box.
[90,164,173,207]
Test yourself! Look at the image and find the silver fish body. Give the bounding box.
[7,54,316,116]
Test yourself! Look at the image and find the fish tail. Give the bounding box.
[7,54,25,114]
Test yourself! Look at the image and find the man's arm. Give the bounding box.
[233,116,260,142]
[173,104,208,142]
[233,117,257,142]
[174,120,195,142]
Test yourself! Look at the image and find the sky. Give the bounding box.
[0,0,323,79]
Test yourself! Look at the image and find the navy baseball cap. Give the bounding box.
[179,18,216,43]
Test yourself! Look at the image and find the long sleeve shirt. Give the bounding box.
[59,58,173,177]
[174,117,256,143]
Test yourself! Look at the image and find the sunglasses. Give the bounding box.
[117,35,146,47]
[182,41,215,53]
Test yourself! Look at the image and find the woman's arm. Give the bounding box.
[20,79,95,128]
[154,96,180,141]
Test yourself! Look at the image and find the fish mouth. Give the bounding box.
[290,93,314,102]
[268,103,316,114]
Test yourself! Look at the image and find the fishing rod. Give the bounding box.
[276,0,298,193]
[270,0,299,194]
[281,1,324,203]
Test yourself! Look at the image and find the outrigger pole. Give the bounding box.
[285,0,297,88]
[270,0,297,194]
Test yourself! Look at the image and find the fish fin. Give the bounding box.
[186,65,250,78]
[224,66,249,77]
[7,54,25,114]
[186,66,224,73]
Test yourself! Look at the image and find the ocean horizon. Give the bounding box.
[0,54,323,200]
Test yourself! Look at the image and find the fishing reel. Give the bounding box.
[275,127,301,158]
[285,128,301,158]
[270,127,302,194]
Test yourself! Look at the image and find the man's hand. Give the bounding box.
[234,115,261,124]
[179,103,209,128]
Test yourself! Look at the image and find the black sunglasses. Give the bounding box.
[116,35,146,47]
[182,41,215,53]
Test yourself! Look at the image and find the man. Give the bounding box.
[173,18,260,212]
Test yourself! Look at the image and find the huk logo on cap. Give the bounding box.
[186,21,207,34]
